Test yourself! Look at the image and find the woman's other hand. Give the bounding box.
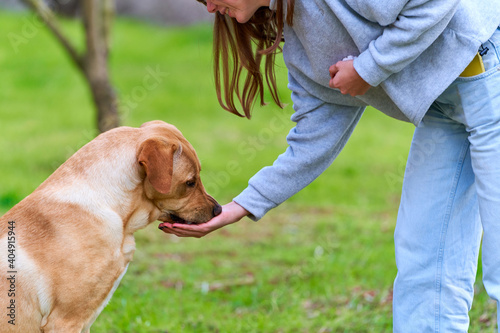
[159,201,249,238]
[329,60,371,96]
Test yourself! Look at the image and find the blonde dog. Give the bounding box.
[0,120,221,332]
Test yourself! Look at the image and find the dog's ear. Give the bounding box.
[137,137,179,194]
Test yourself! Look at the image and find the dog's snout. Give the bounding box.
[213,203,222,217]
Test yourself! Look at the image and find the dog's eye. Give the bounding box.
[186,180,196,188]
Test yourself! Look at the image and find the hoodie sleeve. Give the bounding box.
[346,0,461,86]
[233,77,365,221]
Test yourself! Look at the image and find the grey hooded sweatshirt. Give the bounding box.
[233,0,500,220]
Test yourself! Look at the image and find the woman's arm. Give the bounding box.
[162,84,365,237]
[346,0,461,86]
[233,90,364,221]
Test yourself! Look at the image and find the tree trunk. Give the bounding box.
[85,72,119,133]
[82,0,119,132]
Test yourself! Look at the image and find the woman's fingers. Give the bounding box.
[329,63,339,78]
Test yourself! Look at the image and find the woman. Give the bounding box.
[160,0,500,330]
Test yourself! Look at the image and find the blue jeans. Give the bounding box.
[393,27,500,332]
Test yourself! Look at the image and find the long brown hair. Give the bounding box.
[198,0,295,118]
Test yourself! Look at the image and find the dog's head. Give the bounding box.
[137,121,221,225]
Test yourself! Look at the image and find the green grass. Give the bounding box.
[0,10,497,332]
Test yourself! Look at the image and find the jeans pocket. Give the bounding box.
[456,27,500,83]
[481,32,500,72]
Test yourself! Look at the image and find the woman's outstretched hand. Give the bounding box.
[329,60,371,96]
[158,201,249,238]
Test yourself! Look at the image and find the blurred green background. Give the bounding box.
[0,9,496,332]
